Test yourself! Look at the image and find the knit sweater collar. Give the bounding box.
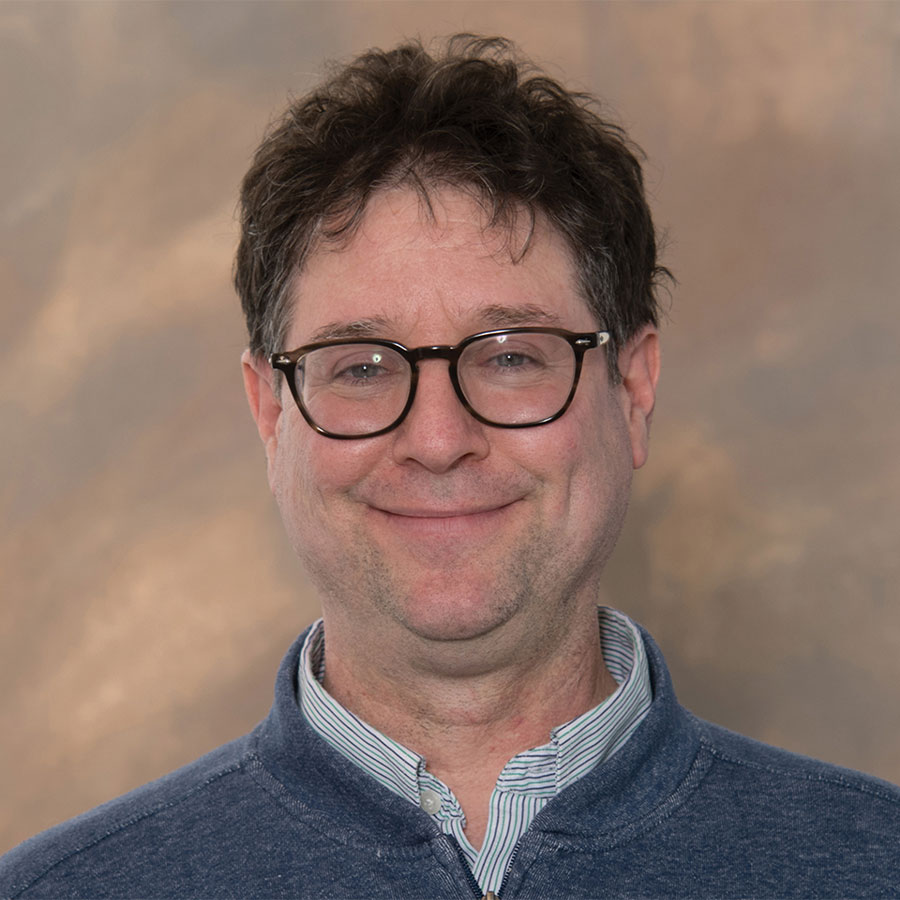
[251,623,701,848]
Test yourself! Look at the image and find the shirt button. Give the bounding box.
[419,788,441,814]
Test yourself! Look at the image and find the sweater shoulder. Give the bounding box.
[692,714,900,806]
[0,731,256,898]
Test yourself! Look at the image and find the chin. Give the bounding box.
[384,581,525,645]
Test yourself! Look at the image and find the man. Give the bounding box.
[2,35,898,900]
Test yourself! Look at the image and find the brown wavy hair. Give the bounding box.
[234,35,670,379]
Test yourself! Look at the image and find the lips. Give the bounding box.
[366,500,522,539]
[374,502,515,518]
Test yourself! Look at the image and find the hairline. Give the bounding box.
[262,178,623,382]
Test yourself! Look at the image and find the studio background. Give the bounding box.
[2,1,898,855]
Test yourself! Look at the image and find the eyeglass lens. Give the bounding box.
[295,332,579,437]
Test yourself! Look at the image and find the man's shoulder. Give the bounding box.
[0,732,257,899]
[693,713,900,803]
[686,712,900,853]
[541,708,900,897]
[638,626,900,816]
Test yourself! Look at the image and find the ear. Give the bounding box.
[615,325,660,470]
[241,349,283,472]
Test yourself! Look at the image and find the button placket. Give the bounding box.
[418,787,442,815]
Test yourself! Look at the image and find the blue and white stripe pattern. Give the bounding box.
[298,607,651,896]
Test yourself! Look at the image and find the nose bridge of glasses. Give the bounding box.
[407,344,464,366]
[402,344,475,426]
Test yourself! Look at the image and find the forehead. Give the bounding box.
[288,187,594,344]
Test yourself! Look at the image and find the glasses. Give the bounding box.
[270,327,610,440]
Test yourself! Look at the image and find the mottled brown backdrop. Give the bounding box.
[2,1,899,854]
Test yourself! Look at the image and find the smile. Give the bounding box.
[369,501,521,537]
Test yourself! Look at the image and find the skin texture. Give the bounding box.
[243,187,659,846]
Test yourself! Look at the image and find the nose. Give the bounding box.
[390,360,490,472]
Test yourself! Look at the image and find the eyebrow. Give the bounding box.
[308,317,395,342]
[306,304,564,344]
[475,304,565,328]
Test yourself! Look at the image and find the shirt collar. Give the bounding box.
[299,624,424,807]
[298,606,652,803]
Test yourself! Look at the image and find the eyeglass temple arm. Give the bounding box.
[576,332,610,348]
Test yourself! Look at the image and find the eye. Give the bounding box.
[336,358,388,382]
[472,342,548,374]
[315,349,391,383]
[310,347,407,393]
[491,351,539,369]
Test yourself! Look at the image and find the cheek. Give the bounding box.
[270,415,325,527]
[553,393,634,513]
[269,427,361,579]
[502,422,594,530]
[272,415,379,521]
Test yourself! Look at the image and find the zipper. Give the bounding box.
[495,841,522,899]
[445,832,525,899]
[446,835,484,899]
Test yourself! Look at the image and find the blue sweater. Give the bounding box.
[2,628,899,898]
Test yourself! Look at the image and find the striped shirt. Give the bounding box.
[298,607,652,896]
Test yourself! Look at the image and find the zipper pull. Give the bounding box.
[482,893,500,900]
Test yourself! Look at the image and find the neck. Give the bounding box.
[320,607,618,847]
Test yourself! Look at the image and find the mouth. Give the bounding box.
[376,502,516,518]
[368,500,521,537]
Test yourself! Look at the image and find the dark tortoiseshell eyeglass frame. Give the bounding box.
[269,327,610,439]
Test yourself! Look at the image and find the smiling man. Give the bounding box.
[2,35,899,900]
[242,186,653,857]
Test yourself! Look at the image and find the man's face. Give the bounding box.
[244,188,658,665]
